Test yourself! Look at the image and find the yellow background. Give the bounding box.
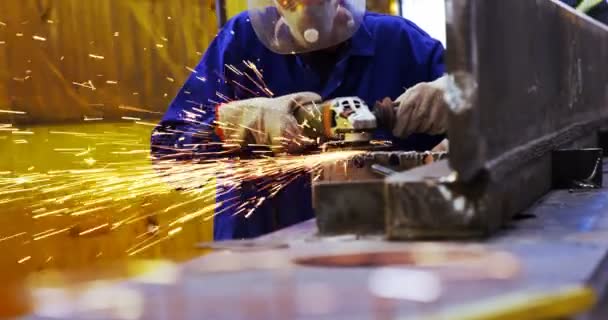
[0,0,398,276]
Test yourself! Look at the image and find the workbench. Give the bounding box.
[24,163,608,320]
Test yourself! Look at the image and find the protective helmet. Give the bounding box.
[248,0,366,54]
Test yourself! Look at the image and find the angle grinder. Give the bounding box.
[293,96,397,151]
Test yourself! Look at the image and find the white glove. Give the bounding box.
[392,76,449,138]
[217,92,322,153]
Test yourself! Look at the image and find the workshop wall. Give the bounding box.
[0,0,219,275]
[0,0,218,124]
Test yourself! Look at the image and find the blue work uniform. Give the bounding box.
[152,11,445,240]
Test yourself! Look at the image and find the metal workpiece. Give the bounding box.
[313,151,447,236]
[316,151,447,182]
[447,0,608,180]
[439,0,608,236]
[385,160,493,240]
[314,180,386,235]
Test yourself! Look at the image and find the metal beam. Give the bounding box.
[386,0,608,239]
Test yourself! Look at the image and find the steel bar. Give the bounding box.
[313,151,446,235]
[386,0,608,239]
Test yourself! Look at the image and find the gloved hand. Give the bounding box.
[217,92,322,153]
[392,75,449,138]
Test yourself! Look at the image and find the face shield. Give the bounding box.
[248,0,366,54]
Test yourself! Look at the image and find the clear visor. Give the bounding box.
[248,0,366,54]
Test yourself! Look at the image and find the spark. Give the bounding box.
[88,54,105,60]
[83,158,97,166]
[12,76,30,82]
[0,21,6,27]
[0,109,26,115]
[168,227,183,237]
[54,148,87,152]
[119,105,162,114]
[72,80,96,90]
[127,236,168,256]
[32,35,47,41]
[0,83,363,257]
[18,256,31,264]
[70,206,108,216]
[135,121,158,127]
[0,232,27,243]
[32,208,69,219]
[33,227,70,241]
[106,80,118,84]
[50,131,88,136]
[11,130,34,135]
[78,223,109,236]
[121,116,141,121]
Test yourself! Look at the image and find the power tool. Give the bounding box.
[293,96,397,150]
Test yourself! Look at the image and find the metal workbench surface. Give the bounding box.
[25,166,608,320]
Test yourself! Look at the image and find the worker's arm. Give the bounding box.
[376,32,448,148]
[152,17,322,161]
[216,92,321,154]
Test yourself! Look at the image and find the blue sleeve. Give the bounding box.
[151,23,239,161]
[394,20,446,151]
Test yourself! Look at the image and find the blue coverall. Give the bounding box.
[152,11,445,240]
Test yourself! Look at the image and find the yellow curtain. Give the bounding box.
[0,0,402,275]
[0,0,218,124]
[0,0,218,276]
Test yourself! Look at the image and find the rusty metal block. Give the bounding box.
[314,152,446,235]
[385,160,495,240]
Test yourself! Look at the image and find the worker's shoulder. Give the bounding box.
[363,12,434,39]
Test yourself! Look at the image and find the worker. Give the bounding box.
[152,0,449,240]
[562,0,608,23]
